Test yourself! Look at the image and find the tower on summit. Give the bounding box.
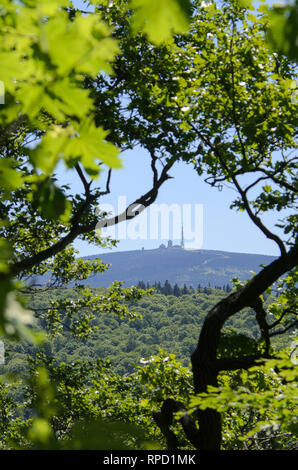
[181,224,184,249]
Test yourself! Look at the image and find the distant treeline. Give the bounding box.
[137,280,233,296]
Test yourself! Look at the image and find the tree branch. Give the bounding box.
[215,355,265,372]
[153,398,200,450]
[268,307,290,329]
[7,159,174,278]
[269,320,298,337]
[227,173,286,256]
[189,127,287,257]
[97,169,112,197]
[190,243,298,449]
[250,297,271,356]
[75,163,92,197]
[96,159,174,228]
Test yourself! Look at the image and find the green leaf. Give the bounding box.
[130,0,191,44]
[28,418,53,445]
[45,13,118,76]
[32,179,70,221]
[62,420,147,450]
[266,0,298,62]
[64,121,122,174]
[29,122,121,177]
[0,158,24,191]
[0,240,11,274]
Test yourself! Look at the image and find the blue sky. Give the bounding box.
[64,0,288,258]
[58,148,285,257]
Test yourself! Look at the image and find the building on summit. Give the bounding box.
[158,225,185,250]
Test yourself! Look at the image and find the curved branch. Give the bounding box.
[190,243,298,450]
[216,355,265,372]
[75,163,92,196]
[269,320,298,337]
[98,169,112,197]
[232,175,286,256]
[153,398,200,450]
[7,158,175,278]
[96,158,174,228]
[250,297,270,356]
[268,307,290,329]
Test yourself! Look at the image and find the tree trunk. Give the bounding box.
[191,244,298,450]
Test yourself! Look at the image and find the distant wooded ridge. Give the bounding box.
[84,246,276,288]
[136,280,233,295]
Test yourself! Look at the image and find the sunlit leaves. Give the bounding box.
[0,0,120,180]
[266,0,298,62]
[29,121,122,178]
[31,179,71,221]
[0,158,24,192]
[189,353,298,446]
[0,285,45,344]
[267,267,298,332]
[0,240,11,274]
[44,13,118,76]
[130,0,191,43]
[39,279,150,338]
[64,120,122,173]
[218,329,260,358]
[21,353,163,449]
[137,349,192,404]
[62,420,148,450]
[26,366,58,449]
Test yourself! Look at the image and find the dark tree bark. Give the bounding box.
[153,398,200,450]
[154,244,298,450]
[190,243,298,450]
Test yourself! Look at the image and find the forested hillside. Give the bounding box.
[83,248,276,288]
[1,0,297,453]
[1,283,296,451]
[2,285,288,377]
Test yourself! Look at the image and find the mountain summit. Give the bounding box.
[85,245,276,288]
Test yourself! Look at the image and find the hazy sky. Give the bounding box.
[58,147,285,258]
[64,0,288,258]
